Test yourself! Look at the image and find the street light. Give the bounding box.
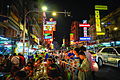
[52,10,71,17]
[22,7,48,54]
[113,27,118,31]
[52,12,57,16]
[22,7,70,54]
[41,6,47,11]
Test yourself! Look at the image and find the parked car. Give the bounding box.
[96,47,120,68]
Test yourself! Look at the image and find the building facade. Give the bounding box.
[88,7,120,46]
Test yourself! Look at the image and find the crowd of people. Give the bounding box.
[0,43,98,80]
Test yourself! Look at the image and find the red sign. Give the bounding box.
[79,24,90,27]
[44,31,53,34]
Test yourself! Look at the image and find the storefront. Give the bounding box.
[0,36,14,55]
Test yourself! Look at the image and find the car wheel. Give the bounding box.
[98,58,103,67]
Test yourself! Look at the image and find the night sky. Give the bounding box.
[44,0,120,21]
[43,0,120,46]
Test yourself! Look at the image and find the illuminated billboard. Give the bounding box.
[95,10,101,32]
[43,25,52,31]
[79,24,90,27]
[52,25,56,31]
[43,18,56,43]
[46,19,56,31]
[44,36,52,39]
[46,21,56,25]
[95,5,108,10]
[80,37,91,41]
[44,31,53,34]
[70,33,74,40]
[84,27,87,37]
[44,33,52,39]
[96,32,105,35]
[95,5,107,35]
[44,33,52,36]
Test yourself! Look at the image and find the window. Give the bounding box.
[97,48,102,52]
[108,48,116,54]
[115,47,120,54]
[101,48,108,53]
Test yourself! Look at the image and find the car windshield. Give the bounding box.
[96,48,102,53]
[115,47,120,54]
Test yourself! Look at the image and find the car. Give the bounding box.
[96,47,120,68]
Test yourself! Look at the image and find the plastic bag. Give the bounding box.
[92,61,99,72]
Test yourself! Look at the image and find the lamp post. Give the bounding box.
[22,7,70,54]
[22,10,45,54]
[22,6,48,54]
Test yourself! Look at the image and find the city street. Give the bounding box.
[0,0,120,80]
[95,65,120,80]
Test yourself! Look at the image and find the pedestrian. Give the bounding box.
[75,43,86,52]
[21,62,33,79]
[67,49,75,59]
[74,43,86,57]
[11,53,20,68]
[2,54,12,72]
[34,57,43,68]
[18,53,26,69]
[77,51,93,80]
[46,58,62,80]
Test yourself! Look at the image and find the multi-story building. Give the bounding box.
[70,21,84,45]
[70,21,79,44]
[0,0,24,54]
[0,0,44,54]
[101,7,120,42]
[88,7,120,46]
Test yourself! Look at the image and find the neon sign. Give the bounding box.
[80,37,91,41]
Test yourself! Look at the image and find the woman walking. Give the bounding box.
[77,51,93,80]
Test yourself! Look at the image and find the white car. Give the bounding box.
[96,47,120,68]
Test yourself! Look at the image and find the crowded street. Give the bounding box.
[0,48,96,80]
[1,0,120,80]
[0,48,120,80]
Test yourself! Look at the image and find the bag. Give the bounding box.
[92,61,99,72]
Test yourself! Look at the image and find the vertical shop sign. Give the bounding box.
[95,10,101,32]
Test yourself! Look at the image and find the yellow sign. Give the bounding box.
[30,33,39,43]
[95,5,108,10]
[95,10,101,32]
[20,23,28,34]
[96,32,105,35]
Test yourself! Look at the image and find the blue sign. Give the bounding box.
[44,36,52,39]
[80,37,91,41]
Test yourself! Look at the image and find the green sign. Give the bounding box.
[70,33,74,35]
[44,33,51,36]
